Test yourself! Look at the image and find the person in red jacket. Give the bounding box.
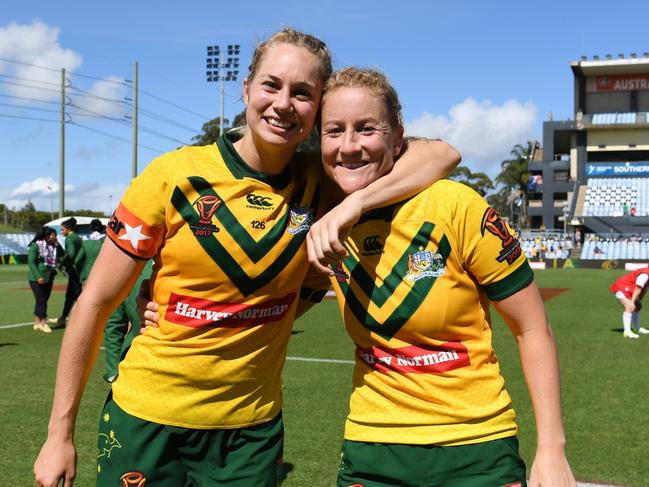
[610,267,649,338]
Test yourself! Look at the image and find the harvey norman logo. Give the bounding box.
[165,292,295,328]
[357,342,470,374]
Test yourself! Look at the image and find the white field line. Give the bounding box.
[286,356,354,364]
[0,280,30,287]
[0,321,33,329]
[0,324,354,365]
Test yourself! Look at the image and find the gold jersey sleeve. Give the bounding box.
[106,150,177,259]
[330,180,533,446]
[108,135,329,429]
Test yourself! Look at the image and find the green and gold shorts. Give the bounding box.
[338,436,526,487]
[97,395,284,486]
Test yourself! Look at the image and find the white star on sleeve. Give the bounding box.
[118,222,151,252]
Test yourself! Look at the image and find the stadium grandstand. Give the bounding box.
[0,233,34,256]
[527,52,649,263]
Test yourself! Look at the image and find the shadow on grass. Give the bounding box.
[291,330,304,335]
[0,342,18,347]
[610,327,624,334]
[279,462,295,482]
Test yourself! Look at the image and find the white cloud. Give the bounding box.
[0,20,82,102]
[4,177,126,214]
[11,176,66,196]
[0,20,128,118]
[406,97,538,177]
[71,76,129,118]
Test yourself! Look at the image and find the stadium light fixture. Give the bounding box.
[206,44,241,136]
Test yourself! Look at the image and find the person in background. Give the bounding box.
[78,217,144,383]
[103,260,153,383]
[27,227,63,334]
[609,267,649,339]
[314,67,575,486]
[80,219,106,284]
[50,217,85,328]
[574,228,582,248]
[34,27,459,487]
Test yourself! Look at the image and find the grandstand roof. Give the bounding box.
[571,55,649,76]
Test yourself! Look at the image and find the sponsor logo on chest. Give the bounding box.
[165,292,296,328]
[357,342,470,374]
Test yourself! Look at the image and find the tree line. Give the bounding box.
[0,201,104,232]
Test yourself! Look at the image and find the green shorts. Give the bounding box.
[337,436,526,487]
[97,396,284,486]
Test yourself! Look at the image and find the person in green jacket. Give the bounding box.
[27,227,63,333]
[51,217,85,328]
[80,219,106,284]
[103,260,153,383]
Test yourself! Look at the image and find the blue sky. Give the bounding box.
[2,0,648,214]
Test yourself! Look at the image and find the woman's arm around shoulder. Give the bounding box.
[307,139,460,274]
[492,281,576,487]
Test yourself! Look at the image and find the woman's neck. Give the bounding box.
[233,131,297,175]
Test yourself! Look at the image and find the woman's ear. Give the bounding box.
[393,126,405,158]
[242,77,250,105]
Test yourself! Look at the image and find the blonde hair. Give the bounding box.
[322,67,403,129]
[247,27,333,85]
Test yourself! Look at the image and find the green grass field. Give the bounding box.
[1,265,648,486]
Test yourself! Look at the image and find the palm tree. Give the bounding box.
[448,166,494,196]
[494,140,538,228]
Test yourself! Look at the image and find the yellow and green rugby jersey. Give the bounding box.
[329,179,533,446]
[106,132,330,429]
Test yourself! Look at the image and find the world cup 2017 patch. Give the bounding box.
[190,195,221,236]
[480,207,522,265]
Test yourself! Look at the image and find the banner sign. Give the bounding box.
[586,162,649,177]
[595,74,649,92]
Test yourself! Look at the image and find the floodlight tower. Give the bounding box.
[206,44,241,136]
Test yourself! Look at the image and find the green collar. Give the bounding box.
[216,131,292,189]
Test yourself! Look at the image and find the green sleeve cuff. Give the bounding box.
[484,260,534,301]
